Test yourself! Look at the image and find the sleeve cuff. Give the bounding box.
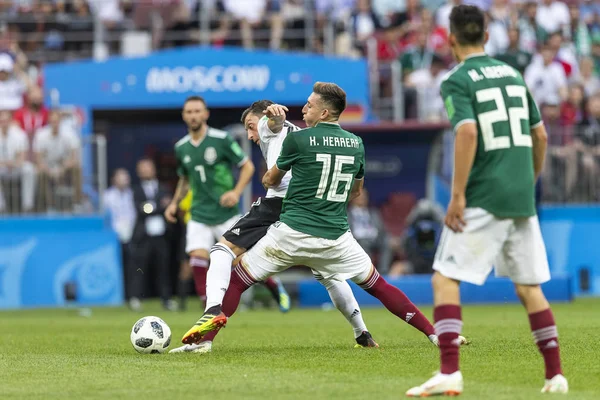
[453,119,477,132]
[530,121,544,129]
[237,157,249,167]
[276,162,290,172]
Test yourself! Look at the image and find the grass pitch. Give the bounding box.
[2,299,599,399]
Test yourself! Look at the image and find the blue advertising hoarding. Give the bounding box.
[0,217,123,309]
[43,46,369,112]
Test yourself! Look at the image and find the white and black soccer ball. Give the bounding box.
[130,316,172,354]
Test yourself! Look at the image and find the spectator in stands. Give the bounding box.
[348,188,392,274]
[87,0,124,30]
[525,42,568,106]
[0,52,27,111]
[488,0,513,27]
[536,0,570,38]
[436,0,461,33]
[130,158,175,312]
[561,84,586,128]
[574,94,600,200]
[405,54,448,120]
[580,0,600,32]
[496,26,532,74]
[484,12,509,56]
[33,109,81,212]
[569,3,591,58]
[60,0,95,56]
[0,109,35,213]
[347,0,382,55]
[399,26,433,83]
[103,168,136,301]
[519,1,545,54]
[592,38,600,76]
[13,85,48,152]
[574,56,600,97]
[370,0,404,28]
[220,0,283,50]
[544,32,577,78]
[541,97,579,202]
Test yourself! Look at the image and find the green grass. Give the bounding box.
[2,299,599,399]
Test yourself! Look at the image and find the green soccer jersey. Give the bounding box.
[276,123,365,240]
[175,127,248,225]
[441,53,542,218]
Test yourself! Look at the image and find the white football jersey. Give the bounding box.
[257,116,301,198]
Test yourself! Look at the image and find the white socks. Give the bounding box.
[205,243,236,311]
[322,279,367,338]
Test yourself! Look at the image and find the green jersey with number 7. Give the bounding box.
[276,122,365,240]
[441,53,542,218]
[175,127,248,225]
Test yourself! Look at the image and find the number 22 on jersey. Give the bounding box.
[476,85,532,151]
[315,154,355,202]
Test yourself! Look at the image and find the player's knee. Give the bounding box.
[431,271,452,291]
[217,238,246,257]
[318,277,336,290]
[514,284,544,303]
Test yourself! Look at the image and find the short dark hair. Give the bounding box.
[312,81,346,119]
[240,99,274,123]
[183,95,207,107]
[450,5,485,46]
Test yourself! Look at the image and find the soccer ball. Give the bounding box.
[130,316,172,354]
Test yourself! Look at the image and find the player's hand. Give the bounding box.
[264,104,288,119]
[164,202,179,223]
[445,193,466,233]
[220,190,240,208]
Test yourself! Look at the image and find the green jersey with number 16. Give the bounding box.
[441,53,542,218]
[175,127,248,225]
[276,123,365,240]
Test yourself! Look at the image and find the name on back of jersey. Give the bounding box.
[309,136,360,148]
[467,65,518,82]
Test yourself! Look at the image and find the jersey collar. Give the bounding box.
[464,52,487,61]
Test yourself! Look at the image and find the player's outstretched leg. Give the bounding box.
[515,284,568,394]
[261,276,291,313]
[360,268,435,340]
[317,275,378,348]
[406,272,464,397]
[181,263,255,345]
[205,242,238,312]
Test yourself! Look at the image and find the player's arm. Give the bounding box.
[349,142,366,202]
[262,165,286,189]
[267,131,299,189]
[527,88,547,181]
[220,136,255,208]
[165,147,189,223]
[348,178,364,202]
[441,77,477,232]
[232,159,255,198]
[264,104,289,134]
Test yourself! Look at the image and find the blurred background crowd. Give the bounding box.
[0,0,599,307]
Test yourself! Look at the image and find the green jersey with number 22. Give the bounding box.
[441,53,542,218]
[276,123,365,240]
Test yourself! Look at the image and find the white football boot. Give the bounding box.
[428,335,470,347]
[541,374,568,394]
[169,341,212,354]
[406,371,463,397]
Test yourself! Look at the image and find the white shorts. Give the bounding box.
[241,222,375,284]
[186,214,241,254]
[433,207,550,286]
